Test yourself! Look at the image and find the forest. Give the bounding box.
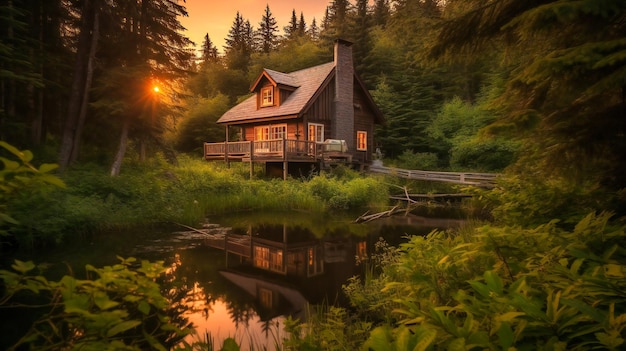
[2,0,625,211]
[1,0,625,350]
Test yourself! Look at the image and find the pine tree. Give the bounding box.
[225,12,245,53]
[201,33,219,64]
[224,12,251,70]
[243,19,256,53]
[372,0,390,27]
[0,1,68,147]
[308,17,319,40]
[85,0,193,175]
[351,0,373,85]
[283,9,298,40]
[433,0,626,201]
[319,0,351,48]
[297,12,307,37]
[256,5,279,54]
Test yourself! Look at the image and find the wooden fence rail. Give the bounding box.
[368,164,498,187]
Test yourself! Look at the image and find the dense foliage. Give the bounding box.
[2,0,626,349]
[0,257,192,350]
[284,213,626,351]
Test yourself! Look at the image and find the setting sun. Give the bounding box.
[153,86,159,93]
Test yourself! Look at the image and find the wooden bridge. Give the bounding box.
[368,164,498,188]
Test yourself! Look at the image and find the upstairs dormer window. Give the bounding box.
[261,86,274,107]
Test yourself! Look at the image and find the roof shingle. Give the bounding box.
[217,62,335,125]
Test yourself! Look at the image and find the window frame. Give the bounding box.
[356,131,367,151]
[261,86,274,107]
[270,124,286,140]
[255,126,269,141]
[308,123,325,143]
[254,246,270,269]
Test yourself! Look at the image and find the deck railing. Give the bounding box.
[204,139,320,160]
[368,164,498,187]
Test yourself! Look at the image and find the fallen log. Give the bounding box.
[389,193,472,201]
[354,205,401,223]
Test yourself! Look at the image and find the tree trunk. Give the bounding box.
[29,0,43,146]
[139,139,146,162]
[110,117,130,177]
[1,0,16,141]
[58,0,94,171]
[70,10,99,164]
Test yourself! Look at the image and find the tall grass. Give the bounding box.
[6,155,392,246]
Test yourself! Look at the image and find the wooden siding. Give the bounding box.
[304,78,334,124]
[353,86,376,163]
[280,89,291,106]
[302,78,335,142]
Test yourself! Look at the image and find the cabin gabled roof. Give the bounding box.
[217,62,335,125]
[217,60,385,126]
[249,68,300,92]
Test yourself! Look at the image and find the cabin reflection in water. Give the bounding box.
[203,222,371,321]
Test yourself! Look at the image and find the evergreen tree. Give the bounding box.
[321,7,330,32]
[432,0,626,193]
[372,0,390,27]
[351,0,374,86]
[308,17,319,40]
[319,0,351,48]
[86,0,193,175]
[224,12,251,70]
[1,0,69,148]
[256,5,279,54]
[283,9,298,40]
[201,33,219,64]
[297,12,307,37]
[225,11,245,53]
[243,19,256,53]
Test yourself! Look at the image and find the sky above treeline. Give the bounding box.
[179,0,331,54]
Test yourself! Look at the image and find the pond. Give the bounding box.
[1,210,464,349]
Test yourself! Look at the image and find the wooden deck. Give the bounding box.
[204,233,252,257]
[204,139,352,163]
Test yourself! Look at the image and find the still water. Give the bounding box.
[4,210,463,348]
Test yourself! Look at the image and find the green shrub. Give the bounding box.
[289,213,626,351]
[1,141,65,246]
[363,213,625,350]
[481,174,612,228]
[449,137,518,172]
[0,257,192,350]
[395,150,439,170]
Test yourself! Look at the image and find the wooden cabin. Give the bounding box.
[204,39,385,179]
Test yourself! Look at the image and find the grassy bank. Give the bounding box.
[5,155,392,247]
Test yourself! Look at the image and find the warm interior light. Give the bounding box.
[153,86,160,93]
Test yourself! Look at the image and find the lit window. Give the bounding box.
[255,126,269,141]
[270,125,286,140]
[270,250,284,273]
[261,87,273,106]
[357,131,367,151]
[308,123,324,143]
[259,288,273,309]
[254,246,270,269]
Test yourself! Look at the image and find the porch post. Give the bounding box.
[283,137,288,180]
[249,140,254,179]
[224,125,230,168]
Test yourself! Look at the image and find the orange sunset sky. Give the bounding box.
[179,0,332,54]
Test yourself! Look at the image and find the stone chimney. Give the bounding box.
[332,39,354,149]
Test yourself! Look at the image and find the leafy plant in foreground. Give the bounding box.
[0,257,192,350]
[0,141,65,246]
[360,212,626,350]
